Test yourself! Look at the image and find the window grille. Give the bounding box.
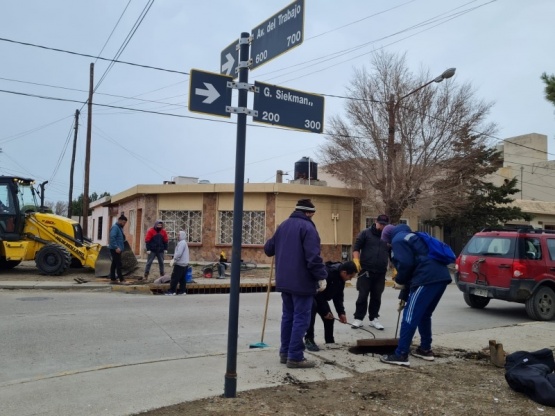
[219,211,265,245]
[159,210,202,243]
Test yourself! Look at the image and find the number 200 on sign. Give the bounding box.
[262,111,280,122]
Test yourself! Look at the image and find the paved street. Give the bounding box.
[0,283,552,415]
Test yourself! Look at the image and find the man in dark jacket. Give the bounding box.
[143,220,169,281]
[264,199,327,369]
[304,261,358,351]
[351,214,390,330]
[379,224,452,367]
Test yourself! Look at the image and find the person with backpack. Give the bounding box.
[379,224,453,367]
[304,261,358,351]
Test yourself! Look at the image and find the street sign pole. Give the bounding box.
[224,32,250,398]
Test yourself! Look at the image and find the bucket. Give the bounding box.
[203,266,213,278]
[185,266,193,283]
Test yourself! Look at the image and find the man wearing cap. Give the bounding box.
[109,213,128,283]
[143,219,169,281]
[264,198,327,369]
[351,214,391,330]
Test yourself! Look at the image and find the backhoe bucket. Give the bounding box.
[94,242,138,277]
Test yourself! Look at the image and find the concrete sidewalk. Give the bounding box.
[1,320,553,416]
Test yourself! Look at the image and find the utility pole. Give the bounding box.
[68,109,80,218]
[83,63,94,237]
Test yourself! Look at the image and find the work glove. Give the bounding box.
[393,282,405,290]
[397,300,406,312]
[338,313,348,324]
[147,250,151,254]
[169,259,175,267]
[317,279,327,292]
[353,258,361,273]
[399,288,409,302]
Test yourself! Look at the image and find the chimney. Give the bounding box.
[276,170,283,183]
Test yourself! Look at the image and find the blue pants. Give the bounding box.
[280,292,314,361]
[395,281,448,357]
[145,251,165,276]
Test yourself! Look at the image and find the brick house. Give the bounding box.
[92,181,362,265]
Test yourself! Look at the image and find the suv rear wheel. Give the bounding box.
[463,293,491,309]
[525,286,555,321]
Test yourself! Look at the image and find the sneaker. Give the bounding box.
[369,318,385,330]
[279,354,287,364]
[411,347,435,361]
[109,279,118,284]
[380,353,410,367]
[351,319,363,328]
[286,358,317,369]
[165,292,176,296]
[176,292,187,296]
[304,338,320,352]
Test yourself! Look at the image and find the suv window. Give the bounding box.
[547,239,555,260]
[462,236,514,257]
[521,238,542,260]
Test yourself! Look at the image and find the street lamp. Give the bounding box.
[385,68,456,215]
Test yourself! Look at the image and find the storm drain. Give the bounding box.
[150,283,275,295]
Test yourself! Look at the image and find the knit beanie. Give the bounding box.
[295,198,316,212]
[381,224,395,243]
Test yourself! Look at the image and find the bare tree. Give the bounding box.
[319,52,497,223]
[54,201,68,216]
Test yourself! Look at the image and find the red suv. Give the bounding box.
[455,227,555,321]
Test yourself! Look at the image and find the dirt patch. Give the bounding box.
[135,349,551,416]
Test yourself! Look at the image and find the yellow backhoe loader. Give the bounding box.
[0,176,137,276]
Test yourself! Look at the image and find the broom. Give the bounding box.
[249,257,274,348]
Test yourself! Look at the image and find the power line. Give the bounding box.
[0,36,188,75]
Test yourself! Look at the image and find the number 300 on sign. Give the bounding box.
[304,119,321,130]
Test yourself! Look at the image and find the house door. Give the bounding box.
[134,209,142,254]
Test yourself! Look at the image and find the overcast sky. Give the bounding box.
[1,0,554,204]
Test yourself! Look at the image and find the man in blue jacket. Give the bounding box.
[264,199,327,369]
[380,224,452,367]
[109,213,127,283]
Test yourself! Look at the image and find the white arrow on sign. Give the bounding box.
[221,53,235,76]
[195,82,220,104]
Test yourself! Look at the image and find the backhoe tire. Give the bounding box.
[36,244,71,276]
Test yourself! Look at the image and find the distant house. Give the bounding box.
[98,178,361,265]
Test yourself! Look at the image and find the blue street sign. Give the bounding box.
[250,0,304,70]
[220,39,239,79]
[188,69,233,118]
[253,81,324,133]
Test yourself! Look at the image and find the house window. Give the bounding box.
[219,211,265,245]
[97,216,103,240]
[365,217,375,228]
[160,210,202,243]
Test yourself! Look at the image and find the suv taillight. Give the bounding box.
[512,260,527,278]
[455,256,460,271]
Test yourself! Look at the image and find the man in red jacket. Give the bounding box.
[143,220,169,281]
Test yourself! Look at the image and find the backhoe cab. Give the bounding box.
[0,176,137,276]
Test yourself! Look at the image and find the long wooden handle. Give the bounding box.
[260,257,274,343]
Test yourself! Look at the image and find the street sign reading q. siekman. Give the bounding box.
[253,81,324,133]
[188,69,233,118]
[250,0,304,70]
